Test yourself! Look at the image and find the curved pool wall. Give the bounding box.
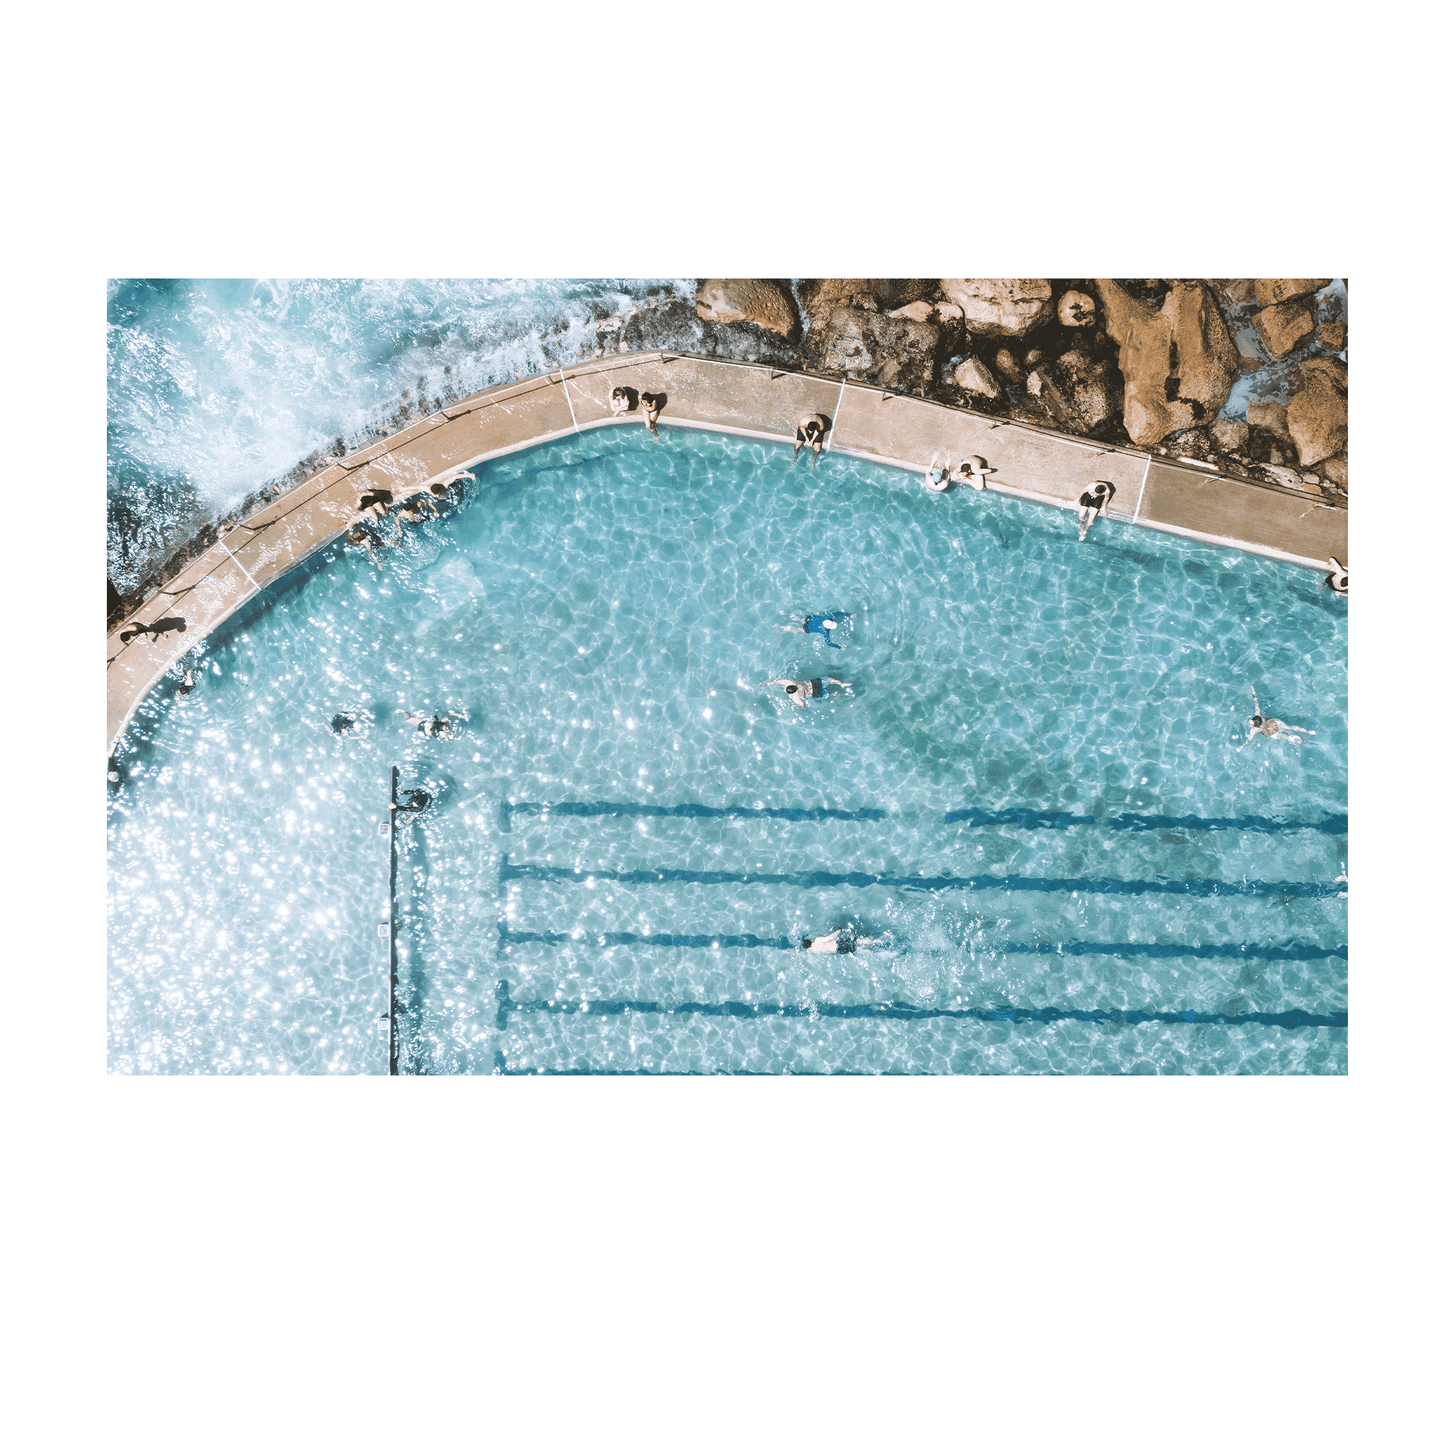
[107,352,1349,754]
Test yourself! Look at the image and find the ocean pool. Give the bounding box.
[108,426,1348,1073]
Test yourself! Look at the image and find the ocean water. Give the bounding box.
[107,427,1348,1074]
[106,278,697,593]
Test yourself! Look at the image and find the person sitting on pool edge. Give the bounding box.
[779,611,852,649]
[1325,556,1348,595]
[765,676,852,710]
[396,489,440,524]
[802,928,884,954]
[793,413,827,468]
[401,707,469,739]
[1237,685,1315,750]
[610,386,637,418]
[1078,481,1115,540]
[639,392,663,440]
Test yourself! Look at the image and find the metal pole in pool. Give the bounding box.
[388,764,399,1076]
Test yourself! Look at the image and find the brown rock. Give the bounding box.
[1057,290,1096,326]
[993,348,1022,383]
[1254,299,1315,358]
[888,300,935,324]
[1094,279,1239,447]
[1259,463,1320,494]
[1248,399,1291,440]
[1254,279,1331,307]
[1209,416,1249,453]
[1024,348,1045,367]
[801,304,940,392]
[1320,452,1348,489]
[938,279,1053,337]
[1288,357,1348,467]
[936,303,963,323]
[1213,279,1256,304]
[796,279,874,323]
[1025,350,1124,435]
[1169,428,1212,459]
[955,358,1001,400]
[871,279,936,309]
[696,279,798,341]
[1318,320,1346,351]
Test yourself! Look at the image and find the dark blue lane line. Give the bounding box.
[945,807,1348,835]
[491,983,1345,1034]
[498,798,1346,836]
[499,857,1338,900]
[497,923,1344,962]
[500,800,885,832]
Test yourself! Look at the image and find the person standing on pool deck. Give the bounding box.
[1078,481,1115,539]
[779,612,851,649]
[639,392,663,440]
[802,929,884,954]
[765,676,852,709]
[1238,686,1315,750]
[793,414,827,467]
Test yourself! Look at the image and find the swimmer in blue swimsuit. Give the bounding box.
[779,611,852,649]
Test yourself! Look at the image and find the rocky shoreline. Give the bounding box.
[689,277,1348,498]
[108,277,1345,629]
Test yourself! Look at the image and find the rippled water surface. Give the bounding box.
[108,428,1348,1073]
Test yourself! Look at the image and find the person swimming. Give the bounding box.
[391,788,432,816]
[779,612,852,649]
[401,707,469,739]
[793,414,827,467]
[331,712,359,736]
[1078,481,1115,539]
[765,676,852,710]
[802,928,884,954]
[1237,686,1315,749]
[178,667,197,696]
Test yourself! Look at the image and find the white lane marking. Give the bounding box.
[826,379,847,451]
[558,365,579,433]
[1131,455,1153,524]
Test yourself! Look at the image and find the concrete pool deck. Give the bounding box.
[107,350,1347,753]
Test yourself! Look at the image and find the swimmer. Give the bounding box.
[765,676,852,710]
[397,491,439,524]
[344,527,385,571]
[357,488,394,519]
[802,928,884,955]
[1325,556,1348,595]
[793,414,827,468]
[330,712,361,737]
[178,667,197,696]
[401,707,469,739]
[639,392,663,440]
[390,788,432,816]
[1237,686,1316,750]
[1078,481,1115,540]
[779,612,851,649]
[610,385,636,417]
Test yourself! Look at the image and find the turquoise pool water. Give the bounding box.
[107,427,1348,1073]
